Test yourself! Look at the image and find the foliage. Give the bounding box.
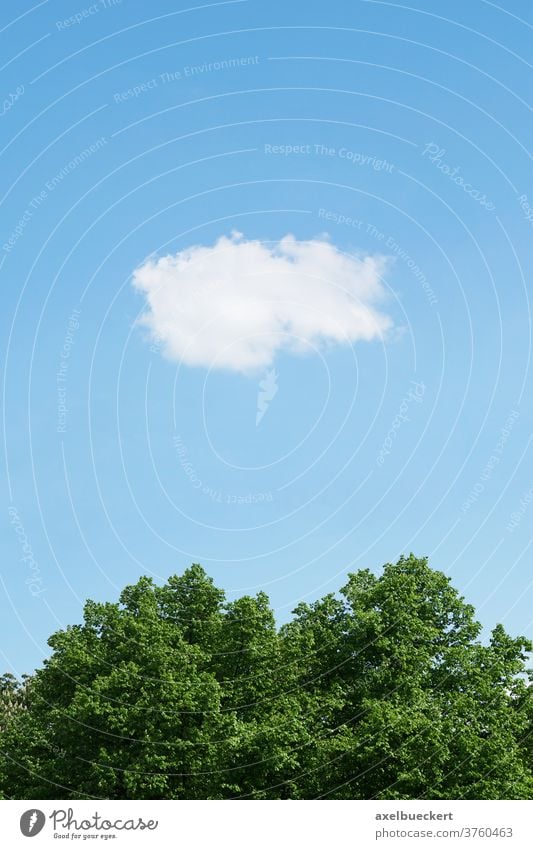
[0,556,531,799]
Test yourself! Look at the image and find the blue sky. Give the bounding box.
[2,0,533,676]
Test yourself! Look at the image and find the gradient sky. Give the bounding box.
[2,0,533,676]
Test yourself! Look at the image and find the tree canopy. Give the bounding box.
[1,555,531,799]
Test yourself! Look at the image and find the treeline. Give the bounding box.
[1,555,532,799]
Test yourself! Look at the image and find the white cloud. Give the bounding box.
[132,233,392,373]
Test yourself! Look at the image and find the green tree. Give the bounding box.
[0,556,531,800]
[0,570,235,799]
[0,674,28,733]
[284,556,533,799]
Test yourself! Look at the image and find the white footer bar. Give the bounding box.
[1,799,531,848]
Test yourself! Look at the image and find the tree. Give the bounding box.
[0,556,531,799]
[0,674,28,733]
[284,556,533,799]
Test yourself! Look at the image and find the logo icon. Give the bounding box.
[20,810,46,837]
[256,368,278,426]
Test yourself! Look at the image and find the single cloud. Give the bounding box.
[132,233,392,373]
